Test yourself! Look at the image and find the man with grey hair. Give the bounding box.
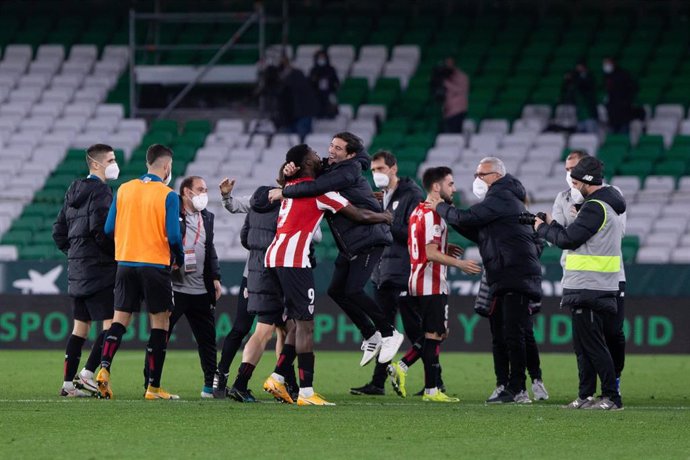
[428,157,543,404]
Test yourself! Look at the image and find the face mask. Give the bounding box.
[570,185,585,204]
[565,171,573,188]
[317,58,326,66]
[191,192,208,211]
[602,63,613,74]
[164,171,172,186]
[472,177,489,200]
[104,163,120,180]
[372,172,389,188]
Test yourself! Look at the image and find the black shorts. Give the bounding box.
[257,310,287,326]
[114,265,173,314]
[273,267,315,321]
[72,286,115,322]
[247,267,284,318]
[410,294,448,336]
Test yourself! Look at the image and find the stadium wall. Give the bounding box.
[1,295,688,353]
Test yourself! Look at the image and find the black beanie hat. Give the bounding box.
[570,156,603,185]
[285,144,311,165]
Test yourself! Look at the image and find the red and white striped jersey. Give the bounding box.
[265,178,349,268]
[407,202,448,296]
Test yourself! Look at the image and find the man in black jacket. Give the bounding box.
[271,132,403,368]
[350,150,427,395]
[149,175,221,398]
[428,157,542,404]
[53,143,119,397]
[602,57,638,134]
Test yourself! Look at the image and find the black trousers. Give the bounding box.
[328,247,394,339]
[571,306,619,402]
[489,305,542,387]
[442,111,466,133]
[370,283,425,387]
[492,292,531,393]
[605,282,626,378]
[169,292,217,388]
[217,277,255,375]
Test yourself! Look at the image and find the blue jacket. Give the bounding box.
[282,150,392,257]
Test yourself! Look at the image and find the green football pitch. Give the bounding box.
[1,350,689,459]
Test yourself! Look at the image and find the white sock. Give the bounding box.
[424,387,438,396]
[299,387,314,398]
[397,361,408,373]
[63,381,75,390]
[80,368,93,380]
[271,372,285,384]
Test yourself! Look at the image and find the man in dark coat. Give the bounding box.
[278,57,319,142]
[428,157,542,404]
[309,49,340,118]
[602,57,638,133]
[53,143,119,397]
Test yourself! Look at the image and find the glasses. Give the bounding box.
[474,172,498,178]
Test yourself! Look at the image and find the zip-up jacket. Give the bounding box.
[538,186,626,313]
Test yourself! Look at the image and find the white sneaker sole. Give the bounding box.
[377,331,404,363]
[359,343,382,367]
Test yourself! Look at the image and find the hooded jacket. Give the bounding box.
[538,186,626,313]
[435,174,542,301]
[282,150,393,258]
[240,186,282,306]
[372,177,424,287]
[176,196,221,305]
[53,177,116,297]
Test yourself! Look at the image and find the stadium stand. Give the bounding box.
[0,1,689,264]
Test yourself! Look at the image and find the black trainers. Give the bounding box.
[212,371,229,399]
[350,383,385,396]
[228,387,258,403]
[486,389,516,404]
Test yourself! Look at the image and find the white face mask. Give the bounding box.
[191,192,208,211]
[105,163,120,180]
[372,172,390,188]
[472,177,489,200]
[603,63,614,74]
[163,170,172,186]
[565,171,573,188]
[570,185,585,204]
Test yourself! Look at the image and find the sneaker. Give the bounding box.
[387,362,407,398]
[96,368,113,399]
[422,390,460,403]
[201,386,214,399]
[414,383,447,397]
[60,386,91,398]
[360,331,382,366]
[75,370,98,394]
[531,379,549,401]
[263,375,294,404]
[378,330,404,363]
[212,371,229,399]
[584,396,624,411]
[350,383,385,396]
[514,390,532,404]
[486,389,516,404]
[144,386,180,400]
[228,387,258,403]
[297,393,336,406]
[562,396,596,409]
[487,384,505,401]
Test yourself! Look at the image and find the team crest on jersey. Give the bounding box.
[392,200,399,210]
[432,224,442,236]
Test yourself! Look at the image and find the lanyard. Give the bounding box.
[183,213,202,248]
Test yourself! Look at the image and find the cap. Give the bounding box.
[570,156,603,185]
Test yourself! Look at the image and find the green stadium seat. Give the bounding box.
[184,120,212,135]
[540,246,563,263]
[19,245,62,260]
[617,160,654,179]
[1,230,33,247]
[12,217,45,231]
[149,119,179,135]
[628,145,662,161]
[654,160,687,178]
[32,231,55,245]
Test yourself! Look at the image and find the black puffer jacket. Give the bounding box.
[282,150,393,258]
[436,174,542,301]
[372,177,424,287]
[240,186,281,303]
[53,177,116,297]
[177,196,221,305]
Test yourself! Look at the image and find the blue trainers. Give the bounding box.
[201,386,214,399]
